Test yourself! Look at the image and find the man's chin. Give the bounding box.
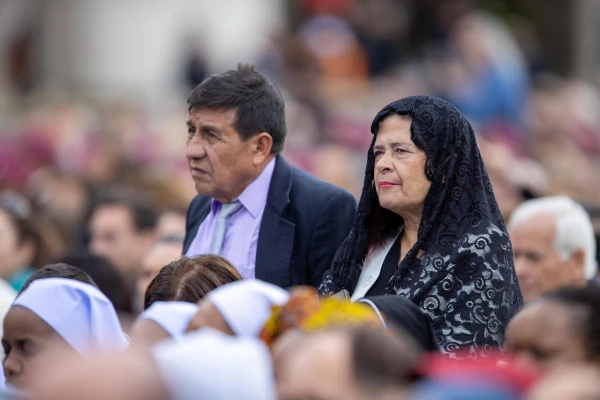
[193,182,213,196]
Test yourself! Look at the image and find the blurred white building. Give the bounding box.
[0,0,284,102]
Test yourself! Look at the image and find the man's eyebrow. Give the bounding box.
[186,120,193,128]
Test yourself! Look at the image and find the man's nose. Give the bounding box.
[186,135,207,160]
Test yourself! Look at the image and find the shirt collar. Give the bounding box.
[211,158,276,219]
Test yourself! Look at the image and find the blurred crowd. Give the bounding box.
[1,0,600,398]
[4,1,600,212]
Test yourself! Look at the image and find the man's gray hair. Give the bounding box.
[508,196,597,279]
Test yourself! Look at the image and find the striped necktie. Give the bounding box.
[210,201,242,255]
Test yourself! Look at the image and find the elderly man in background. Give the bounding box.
[508,196,597,303]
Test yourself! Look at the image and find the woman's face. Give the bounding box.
[504,300,588,374]
[0,209,31,279]
[129,319,171,349]
[373,114,431,220]
[2,306,80,388]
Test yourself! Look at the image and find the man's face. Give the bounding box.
[185,108,260,203]
[136,242,182,311]
[89,205,154,281]
[510,215,584,303]
[504,300,588,374]
[276,331,364,400]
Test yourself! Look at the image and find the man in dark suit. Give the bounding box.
[183,64,357,288]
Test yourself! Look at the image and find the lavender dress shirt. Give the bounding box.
[185,159,276,279]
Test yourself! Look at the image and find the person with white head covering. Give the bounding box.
[130,301,199,348]
[0,279,16,389]
[30,329,275,400]
[509,196,597,303]
[187,280,289,337]
[2,278,128,388]
[153,328,276,400]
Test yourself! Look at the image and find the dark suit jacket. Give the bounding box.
[183,156,357,288]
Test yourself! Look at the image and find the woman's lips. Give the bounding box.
[378,181,399,188]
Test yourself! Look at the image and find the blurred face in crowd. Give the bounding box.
[155,211,186,240]
[30,351,168,400]
[510,215,585,303]
[129,319,171,349]
[3,306,80,388]
[185,107,273,203]
[89,205,155,282]
[373,115,431,224]
[504,300,588,374]
[276,331,364,400]
[0,209,34,279]
[185,300,233,335]
[136,242,183,311]
[527,365,600,400]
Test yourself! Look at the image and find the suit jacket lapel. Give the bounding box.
[183,197,212,254]
[255,156,295,287]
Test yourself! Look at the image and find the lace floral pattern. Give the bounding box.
[319,96,523,357]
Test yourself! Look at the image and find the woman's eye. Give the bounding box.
[17,340,37,357]
[2,341,10,357]
[394,147,408,154]
[530,347,549,361]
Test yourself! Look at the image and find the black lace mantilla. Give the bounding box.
[319,96,523,357]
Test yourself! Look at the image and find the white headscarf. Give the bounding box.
[153,329,275,400]
[13,278,128,357]
[206,280,289,337]
[0,279,16,388]
[138,301,199,339]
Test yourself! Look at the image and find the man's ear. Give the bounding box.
[251,133,273,166]
[570,248,586,282]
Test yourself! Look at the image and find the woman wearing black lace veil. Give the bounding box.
[319,96,522,357]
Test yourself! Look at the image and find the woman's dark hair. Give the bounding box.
[144,255,242,309]
[0,192,56,268]
[543,286,600,359]
[55,250,131,312]
[19,263,97,295]
[187,63,287,154]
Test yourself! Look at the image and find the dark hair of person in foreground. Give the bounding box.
[18,263,97,295]
[56,250,132,312]
[144,255,242,309]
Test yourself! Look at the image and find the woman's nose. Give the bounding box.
[2,353,22,381]
[376,153,393,173]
